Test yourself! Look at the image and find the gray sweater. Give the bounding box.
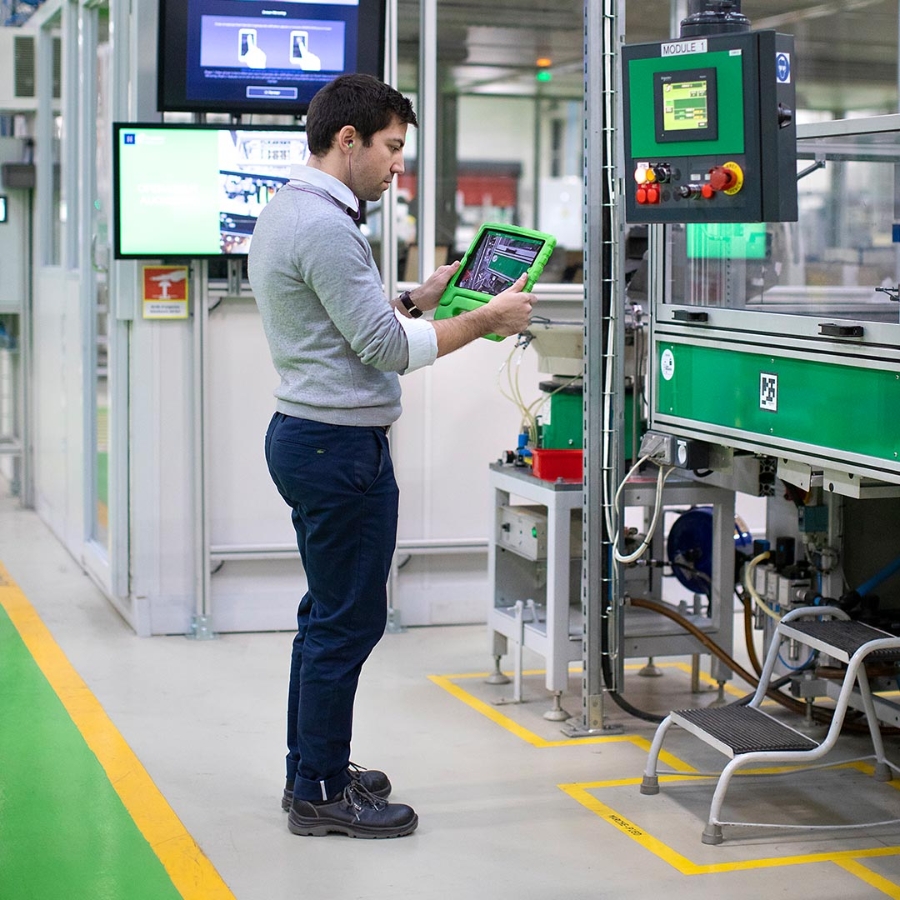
[249,179,411,426]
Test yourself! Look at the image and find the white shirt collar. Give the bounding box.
[288,164,358,216]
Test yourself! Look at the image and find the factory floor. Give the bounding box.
[3,489,900,900]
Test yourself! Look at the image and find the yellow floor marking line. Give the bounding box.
[559,769,900,892]
[427,672,693,770]
[835,859,900,899]
[430,658,753,758]
[0,563,236,900]
[436,661,900,893]
[443,660,754,697]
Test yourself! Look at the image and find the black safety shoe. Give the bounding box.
[281,763,392,811]
[288,783,418,839]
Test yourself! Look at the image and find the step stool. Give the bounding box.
[639,606,900,845]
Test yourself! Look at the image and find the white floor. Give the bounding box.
[5,488,900,900]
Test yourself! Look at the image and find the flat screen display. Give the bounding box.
[686,222,768,259]
[157,0,386,115]
[113,123,309,259]
[456,231,546,295]
[654,67,718,143]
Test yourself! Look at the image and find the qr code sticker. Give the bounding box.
[760,372,778,411]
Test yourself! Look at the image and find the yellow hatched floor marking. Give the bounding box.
[0,563,235,900]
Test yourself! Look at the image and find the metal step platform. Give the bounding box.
[671,705,818,757]
[639,606,900,845]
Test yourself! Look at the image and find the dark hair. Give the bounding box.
[305,74,417,156]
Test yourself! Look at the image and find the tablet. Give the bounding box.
[433,223,557,340]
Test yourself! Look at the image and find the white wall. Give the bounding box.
[198,294,545,632]
[32,266,85,556]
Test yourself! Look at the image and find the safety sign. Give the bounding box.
[776,52,791,84]
[142,265,189,319]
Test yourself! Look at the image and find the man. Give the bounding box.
[248,74,534,839]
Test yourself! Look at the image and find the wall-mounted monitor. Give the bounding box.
[157,0,386,116]
[113,122,309,259]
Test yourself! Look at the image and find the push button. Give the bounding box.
[708,166,736,192]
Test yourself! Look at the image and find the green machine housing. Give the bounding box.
[621,30,797,224]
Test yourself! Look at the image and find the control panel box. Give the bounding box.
[621,30,797,224]
[498,504,582,562]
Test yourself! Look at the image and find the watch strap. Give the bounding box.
[399,290,423,318]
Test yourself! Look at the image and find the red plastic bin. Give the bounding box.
[530,448,583,482]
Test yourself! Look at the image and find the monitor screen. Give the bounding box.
[456,230,546,296]
[113,122,309,259]
[157,0,386,115]
[653,67,718,143]
[686,222,768,260]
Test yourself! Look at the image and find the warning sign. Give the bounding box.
[142,265,189,319]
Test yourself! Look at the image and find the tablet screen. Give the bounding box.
[456,230,546,296]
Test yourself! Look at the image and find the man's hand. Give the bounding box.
[406,260,461,312]
[482,273,535,337]
[431,272,536,357]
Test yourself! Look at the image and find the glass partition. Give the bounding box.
[655,117,900,326]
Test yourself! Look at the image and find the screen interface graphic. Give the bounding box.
[115,126,309,258]
[163,0,370,112]
[457,232,544,295]
[687,222,767,259]
[662,77,709,132]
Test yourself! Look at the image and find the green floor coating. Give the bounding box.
[0,603,183,900]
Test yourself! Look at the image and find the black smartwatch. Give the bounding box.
[399,290,423,318]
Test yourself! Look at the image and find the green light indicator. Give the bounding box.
[536,70,552,83]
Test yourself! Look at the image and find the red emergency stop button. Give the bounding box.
[708,166,736,192]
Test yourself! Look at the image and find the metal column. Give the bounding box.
[570,0,625,735]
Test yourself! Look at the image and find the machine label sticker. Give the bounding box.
[776,52,792,84]
[760,372,778,411]
[661,348,675,381]
[660,39,708,58]
[142,265,189,319]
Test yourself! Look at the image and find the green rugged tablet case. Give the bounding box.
[433,223,557,341]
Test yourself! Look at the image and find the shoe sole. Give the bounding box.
[287,813,418,839]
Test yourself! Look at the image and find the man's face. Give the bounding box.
[351,116,408,202]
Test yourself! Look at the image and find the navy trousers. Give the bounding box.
[264,413,398,802]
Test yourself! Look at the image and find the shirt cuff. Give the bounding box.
[394,309,438,373]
